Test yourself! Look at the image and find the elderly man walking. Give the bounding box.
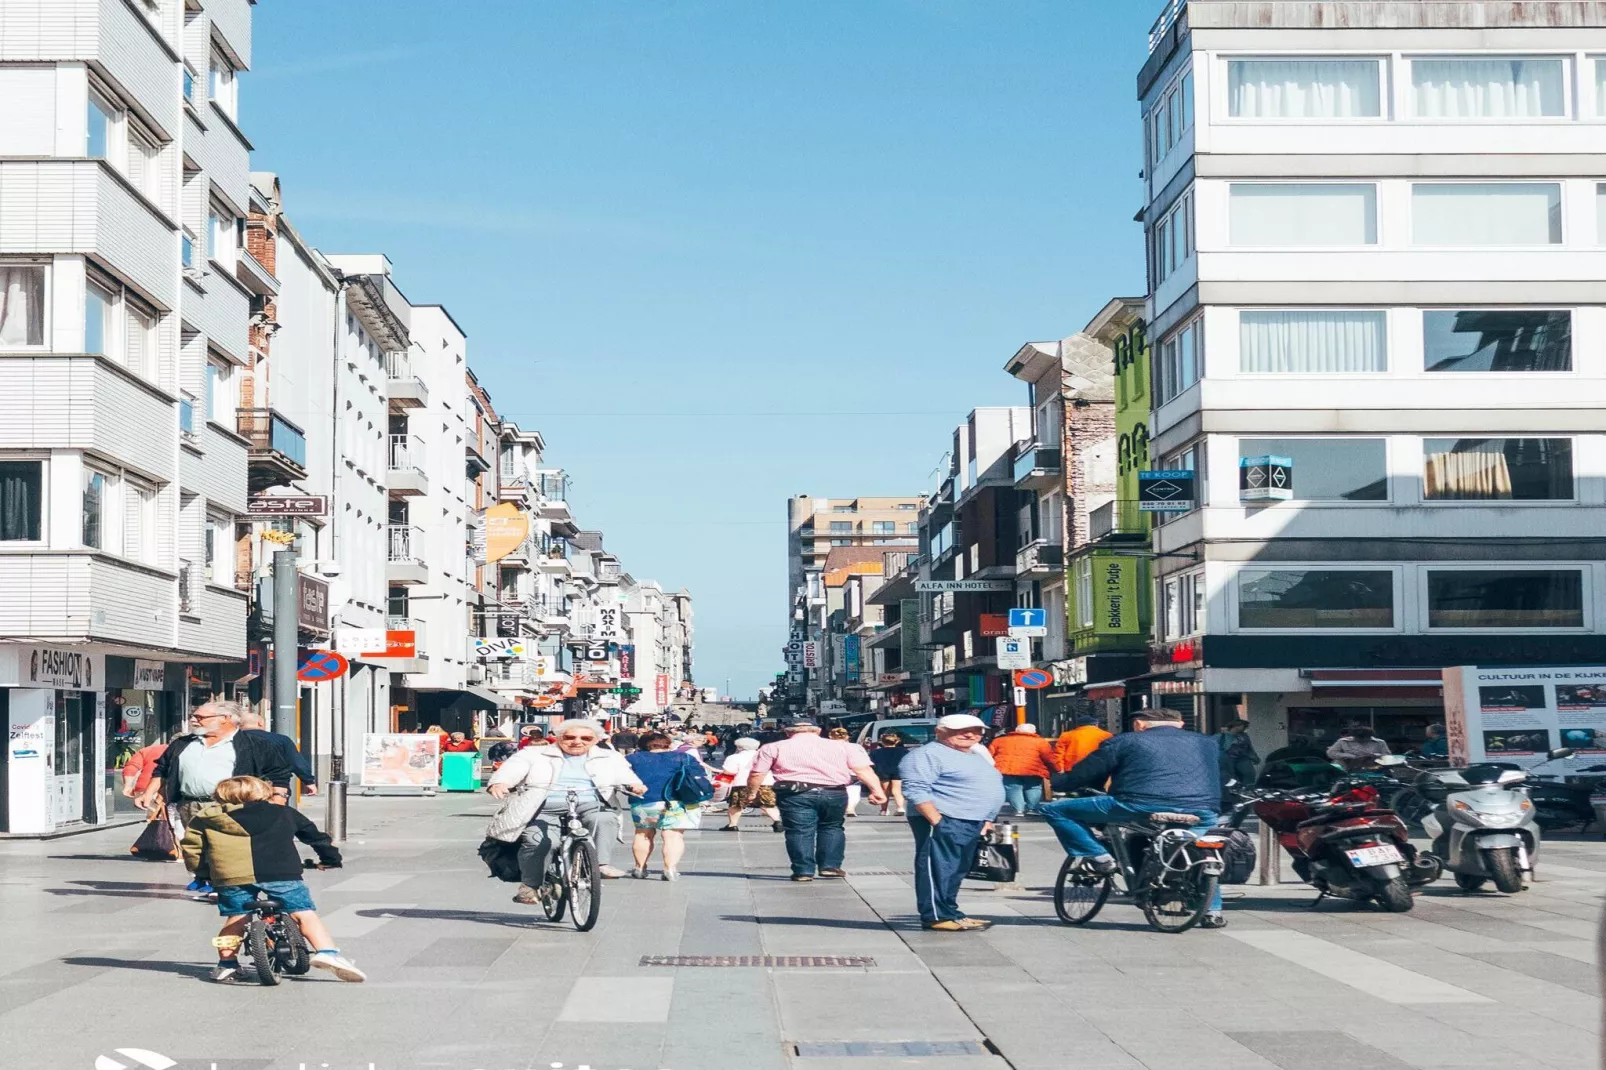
[750,721,886,881]
[900,714,1005,931]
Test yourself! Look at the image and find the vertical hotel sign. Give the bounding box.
[899,599,921,671]
[1094,554,1140,635]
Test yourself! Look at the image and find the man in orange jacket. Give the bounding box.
[1054,713,1112,774]
[988,724,1058,815]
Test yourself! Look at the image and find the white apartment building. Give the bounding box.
[0,0,257,834]
[1139,0,1606,755]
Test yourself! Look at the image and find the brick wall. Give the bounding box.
[1064,399,1116,552]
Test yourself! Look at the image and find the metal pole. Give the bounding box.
[271,548,298,735]
[326,673,347,843]
[1257,821,1279,885]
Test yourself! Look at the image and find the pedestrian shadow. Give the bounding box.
[355,906,544,928]
[45,880,193,901]
[61,955,214,980]
[47,853,162,862]
[720,914,889,930]
[691,870,797,881]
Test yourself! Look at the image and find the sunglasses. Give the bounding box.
[560,734,597,742]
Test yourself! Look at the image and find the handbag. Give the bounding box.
[665,757,714,807]
[477,837,523,883]
[1209,827,1258,885]
[130,805,178,861]
[966,839,1018,883]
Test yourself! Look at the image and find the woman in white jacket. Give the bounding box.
[486,720,646,899]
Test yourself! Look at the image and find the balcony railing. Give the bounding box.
[1090,499,1150,542]
[387,524,424,564]
[384,350,412,380]
[1016,539,1065,575]
[529,596,569,620]
[1012,443,1062,484]
[1149,0,1185,52]
[536,471,569,501]
[389,433,421,471]
[237,408,308,467]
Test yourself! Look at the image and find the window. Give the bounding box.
[1151,191,1193,286]
[204,513,228,583]
[1410,57,1565,119]
[1229,184,1377,246]
[208,206,237,262]
[124,300,156,380]
[209,52,237,119]
[1239,309,1387,373]
[123,479,157,564]
[183,66,196,102]
[206,358,235,423]
[1227,58,1382,118]
[0,460,42,541]
[0,264,45,347]
[871,521,895,535]
[1423,438,1573,500]
[906,521,918,533]
[1599,185,1606,244]
[1149,69,1193,165]
[1412,183,1561,246]
[831,538,852,546]
[1240,438,1387,501]
[1162,570,1205,639]
[1427,569,1583,629]
[82,468,109,549]
[896,502,917,510]
[181,231,195,269]
[126,124,161,203]
[1074,559,1094,628]
[829,521,852,534]
[1155,317,1202,404]
[87,94,113,158]
[1238,569,1394,629]
[831,504,854,512]
[1039,492,1062,543]
[1424,310,1570,373]
[85,280,113,356]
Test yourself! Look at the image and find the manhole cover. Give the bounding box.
[640,955,875,968]
[794,1041,991,1058]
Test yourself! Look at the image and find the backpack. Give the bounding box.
[664,756,714,806]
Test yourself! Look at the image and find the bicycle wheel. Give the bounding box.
[281,916,312,975]
[566,839,602,932]
[540,858,568,922]
[1053,856,1112,926]
[1141,871,1215,934]
[246,915,281,986]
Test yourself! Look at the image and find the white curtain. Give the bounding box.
[1229,184,1376,246]
[1228,59,1380,118]
[1412,183,1560,246]
[0,266,44,347]
[1240,310,1387,373]
[1411,58,1564,118]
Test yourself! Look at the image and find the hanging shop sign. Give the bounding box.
[915,579,1013,592]
[298,574,330,633]
[591,605,623,642]
[474,637,526,660]
[1138,470,1196,512]
[132,659,166,690]
[1093,554,1140,635]
[484,503,531,565]
[1239,455,1293,502]
[802,641,821,669]
[247,495,328,517]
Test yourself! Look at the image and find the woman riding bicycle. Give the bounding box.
[486,719,647,903]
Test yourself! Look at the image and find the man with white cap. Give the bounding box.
[897,713,1006,932]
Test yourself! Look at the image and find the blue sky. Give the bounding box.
[250,0,1156,698]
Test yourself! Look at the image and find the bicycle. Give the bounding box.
[535,790,603,932]
[1052,797,1227,934]
[240,891,312,986]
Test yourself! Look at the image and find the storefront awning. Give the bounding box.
[1085,684,1125,701]
[1307,669,1443,698]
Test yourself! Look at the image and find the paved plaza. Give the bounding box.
[2,796,1600,1070]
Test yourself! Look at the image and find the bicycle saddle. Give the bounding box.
[256,897,286,912]
[1147,812,1200,827]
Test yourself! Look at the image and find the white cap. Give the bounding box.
[1014,723,1038,734]
[937,713,987,731]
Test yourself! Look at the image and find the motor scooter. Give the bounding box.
[1417,748,1571,893]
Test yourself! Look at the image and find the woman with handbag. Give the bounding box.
[625,731,713,881]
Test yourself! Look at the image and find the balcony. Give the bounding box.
[485,658,537,690]
[529,596,572,633]
[237,408,308,490]
[538,538,571,574]
[386,350,428,410]
[597,558,622,584]
[388,434,428,497]
[466,437,491,475]
[386,524,428,585]
[1089,500,1149,544]
[1013,442,1063,490]
[497,477,529,503]
[1016,538,1065,578]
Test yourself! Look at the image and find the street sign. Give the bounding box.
[1008,607,1047,638]
[247,495,327,517]
[1138,469,1196,512]
[915,579,1013,593]
[1013,686,1028,707]
[296,649,348,682]
[1015,668,1052,689]
[1240,455,1293,502]
[995,636,1030,670]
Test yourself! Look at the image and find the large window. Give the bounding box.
[1423,310,1570,373]
[871,521,895,534]
[1238,569,1394,629]
[1410,57,1565,119]
[1229,184,1377,246]
[1162,570,1205,639]
[1155,317,1202,404]
[1227,58,1382,118]
[1240,438,1387,501]
[829,521,852,534]
[1152,192,1193,287]
[85,280,113,356]
[123,478,157,564]
[87,94,113,158]
[1149,68,1193,165]
[1423,438,1572,500]
[1427,569,1583,629]
[1412,183,1561,246]
[0,460,42,541]
[1239,309,1386,374]
[82,468,109,549]
[0,264,45,348]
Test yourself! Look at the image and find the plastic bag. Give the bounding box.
[965,840,1018,883]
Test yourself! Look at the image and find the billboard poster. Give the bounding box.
[360,733,441,787]
[899,599,921,669]
[1442,665,1606,766]
[844,636,861,680]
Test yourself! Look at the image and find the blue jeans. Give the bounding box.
[1039,796,1222,912]
[776,788,848,876]
[909,815,985,925]
[1001,775,1044,814]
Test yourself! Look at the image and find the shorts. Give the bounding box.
[729,785,777,809]
[630,800,702,831]
[215,879,316,917]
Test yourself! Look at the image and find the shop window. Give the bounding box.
[1426,569,1584,629]
[1238,568,1394,629]
[1423,438,1572,500]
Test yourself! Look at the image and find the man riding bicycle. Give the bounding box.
[1039,707,1228,929]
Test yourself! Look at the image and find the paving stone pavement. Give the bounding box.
[2,796,1600,1070]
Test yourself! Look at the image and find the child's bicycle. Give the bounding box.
[238,860,329,986]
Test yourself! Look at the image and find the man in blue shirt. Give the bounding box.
[1041,707,1227,928]
[898,713,1006,932]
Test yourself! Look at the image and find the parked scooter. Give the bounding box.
[1233,756,1440,911]
[1522,753,1606,833]
[1417,748,1571,893]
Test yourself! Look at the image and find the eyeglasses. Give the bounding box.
[560,735,597,743]
[192,713,223,722]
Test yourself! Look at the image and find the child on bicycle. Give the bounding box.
[180,775,366,983]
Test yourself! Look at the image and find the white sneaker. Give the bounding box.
[310,951,366,982]
[597,865,629,879]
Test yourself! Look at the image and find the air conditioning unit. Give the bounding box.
[467,664,488,683]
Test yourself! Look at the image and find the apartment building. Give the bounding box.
[0,0,257,833]
[1138,0,1606,756]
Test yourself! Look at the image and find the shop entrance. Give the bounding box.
[1286,705,1444,757]
[107,689,177,818]
[51,691,94,825]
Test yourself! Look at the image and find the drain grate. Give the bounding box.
[794,1041,991,1058]
[846,869,914,876]
[640,954,875,968]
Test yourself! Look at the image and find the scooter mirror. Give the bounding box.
[1496,769,1527,785]
[1548,747,1575,760]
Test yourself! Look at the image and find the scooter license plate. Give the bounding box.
[1346,845,1403,867]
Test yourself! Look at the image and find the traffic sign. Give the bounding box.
[1015,668,1052,689]
[1008,607,1047,638]
[1013,686,1027,707]
[296,649,348,682]
[995,637,1030,670]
